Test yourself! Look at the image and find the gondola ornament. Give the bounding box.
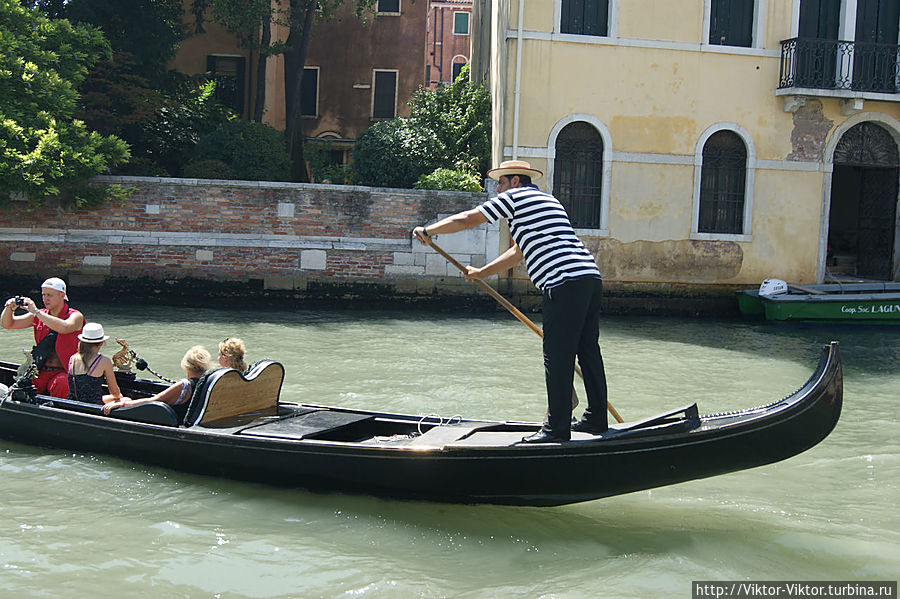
[112,338,175,383]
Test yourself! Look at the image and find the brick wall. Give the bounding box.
[0,177,503,305]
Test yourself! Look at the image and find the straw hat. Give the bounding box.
[486,160,543,182]
[78,322,109,343]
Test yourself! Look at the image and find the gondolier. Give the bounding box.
[1,277,85,398]
[413,160,609,443]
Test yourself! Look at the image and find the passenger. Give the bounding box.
[217,337,248,371]
[1,277,85,398]
[102,345,212,421]
[67,322,130,405]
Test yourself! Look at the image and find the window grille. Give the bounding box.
[553,122,603,229]
[699,131,747,235]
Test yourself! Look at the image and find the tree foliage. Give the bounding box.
[352,64,491,190]
[0,0,129,203]
[60,0,187,75]
[119,78,234,177]
[408,64,491,176]
[30,0,229,178]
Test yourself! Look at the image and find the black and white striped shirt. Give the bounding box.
[478,185,601,291]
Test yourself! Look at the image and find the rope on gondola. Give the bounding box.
[112,339,177,384]
[134,357,177,384]
[416,413,464,436]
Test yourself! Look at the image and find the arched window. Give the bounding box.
[699,131,747,234]
[553,122,603,229]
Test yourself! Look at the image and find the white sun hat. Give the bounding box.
[78,322,109,343]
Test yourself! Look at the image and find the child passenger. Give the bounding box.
[67,322,130,405]
[102,345,212,422]
[217,337,247,371]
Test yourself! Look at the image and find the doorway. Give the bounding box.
[828,122,899,280]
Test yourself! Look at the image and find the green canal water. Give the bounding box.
[0,303,896,598]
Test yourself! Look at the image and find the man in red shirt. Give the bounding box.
[2,277,85,398]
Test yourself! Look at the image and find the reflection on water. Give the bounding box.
[0,303,897,597]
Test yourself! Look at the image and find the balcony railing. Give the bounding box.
[779,37,900,94]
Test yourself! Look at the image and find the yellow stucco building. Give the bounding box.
[472,0,900,286]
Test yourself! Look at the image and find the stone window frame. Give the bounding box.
[371,69,398,120]
[546,114,612,237]
[376,0,401,16]
[703,0,765,48]
[453,11,470,35]
[691,122,756,242]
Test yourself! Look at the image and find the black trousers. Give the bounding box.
[541,277,608,438]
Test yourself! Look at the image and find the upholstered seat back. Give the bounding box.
[183,360,285,427]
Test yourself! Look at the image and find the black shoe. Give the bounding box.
[520,430,569,443]
[571,418,608,435]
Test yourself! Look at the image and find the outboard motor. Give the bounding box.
[759,278,789,297]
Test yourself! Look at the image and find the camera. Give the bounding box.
[14,296,23,307]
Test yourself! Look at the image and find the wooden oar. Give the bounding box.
[427,239,624,424]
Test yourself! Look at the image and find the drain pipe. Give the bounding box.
[511,0,524,160]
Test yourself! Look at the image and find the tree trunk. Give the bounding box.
[284,0,317,182]
[252,7,271,123]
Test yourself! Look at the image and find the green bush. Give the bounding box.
[183,159,236,180]
[414,168,483,192]
[191,120,291,181]
[123,78,235,177]
[318,163,354,185]
[351,119,445,188]
[304,138,346,183]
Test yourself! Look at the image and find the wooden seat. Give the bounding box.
[184,360,285,427]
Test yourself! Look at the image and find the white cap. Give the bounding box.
[41,277,68,300]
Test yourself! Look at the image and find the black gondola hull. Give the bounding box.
[0,343,843,506]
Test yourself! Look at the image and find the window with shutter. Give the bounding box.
[372,70,398,119]
[560,0,609,37]
[377,0,400,14]
[300,67,318,117]
[453,12,469,35]
[709,0,755,47]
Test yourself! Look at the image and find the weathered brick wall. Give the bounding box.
[0,177,503,305]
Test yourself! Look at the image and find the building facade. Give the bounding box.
[472,0,900,285]
[427,0,474,87]
[169,0,429,167]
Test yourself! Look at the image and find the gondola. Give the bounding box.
[0,341,843,506]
